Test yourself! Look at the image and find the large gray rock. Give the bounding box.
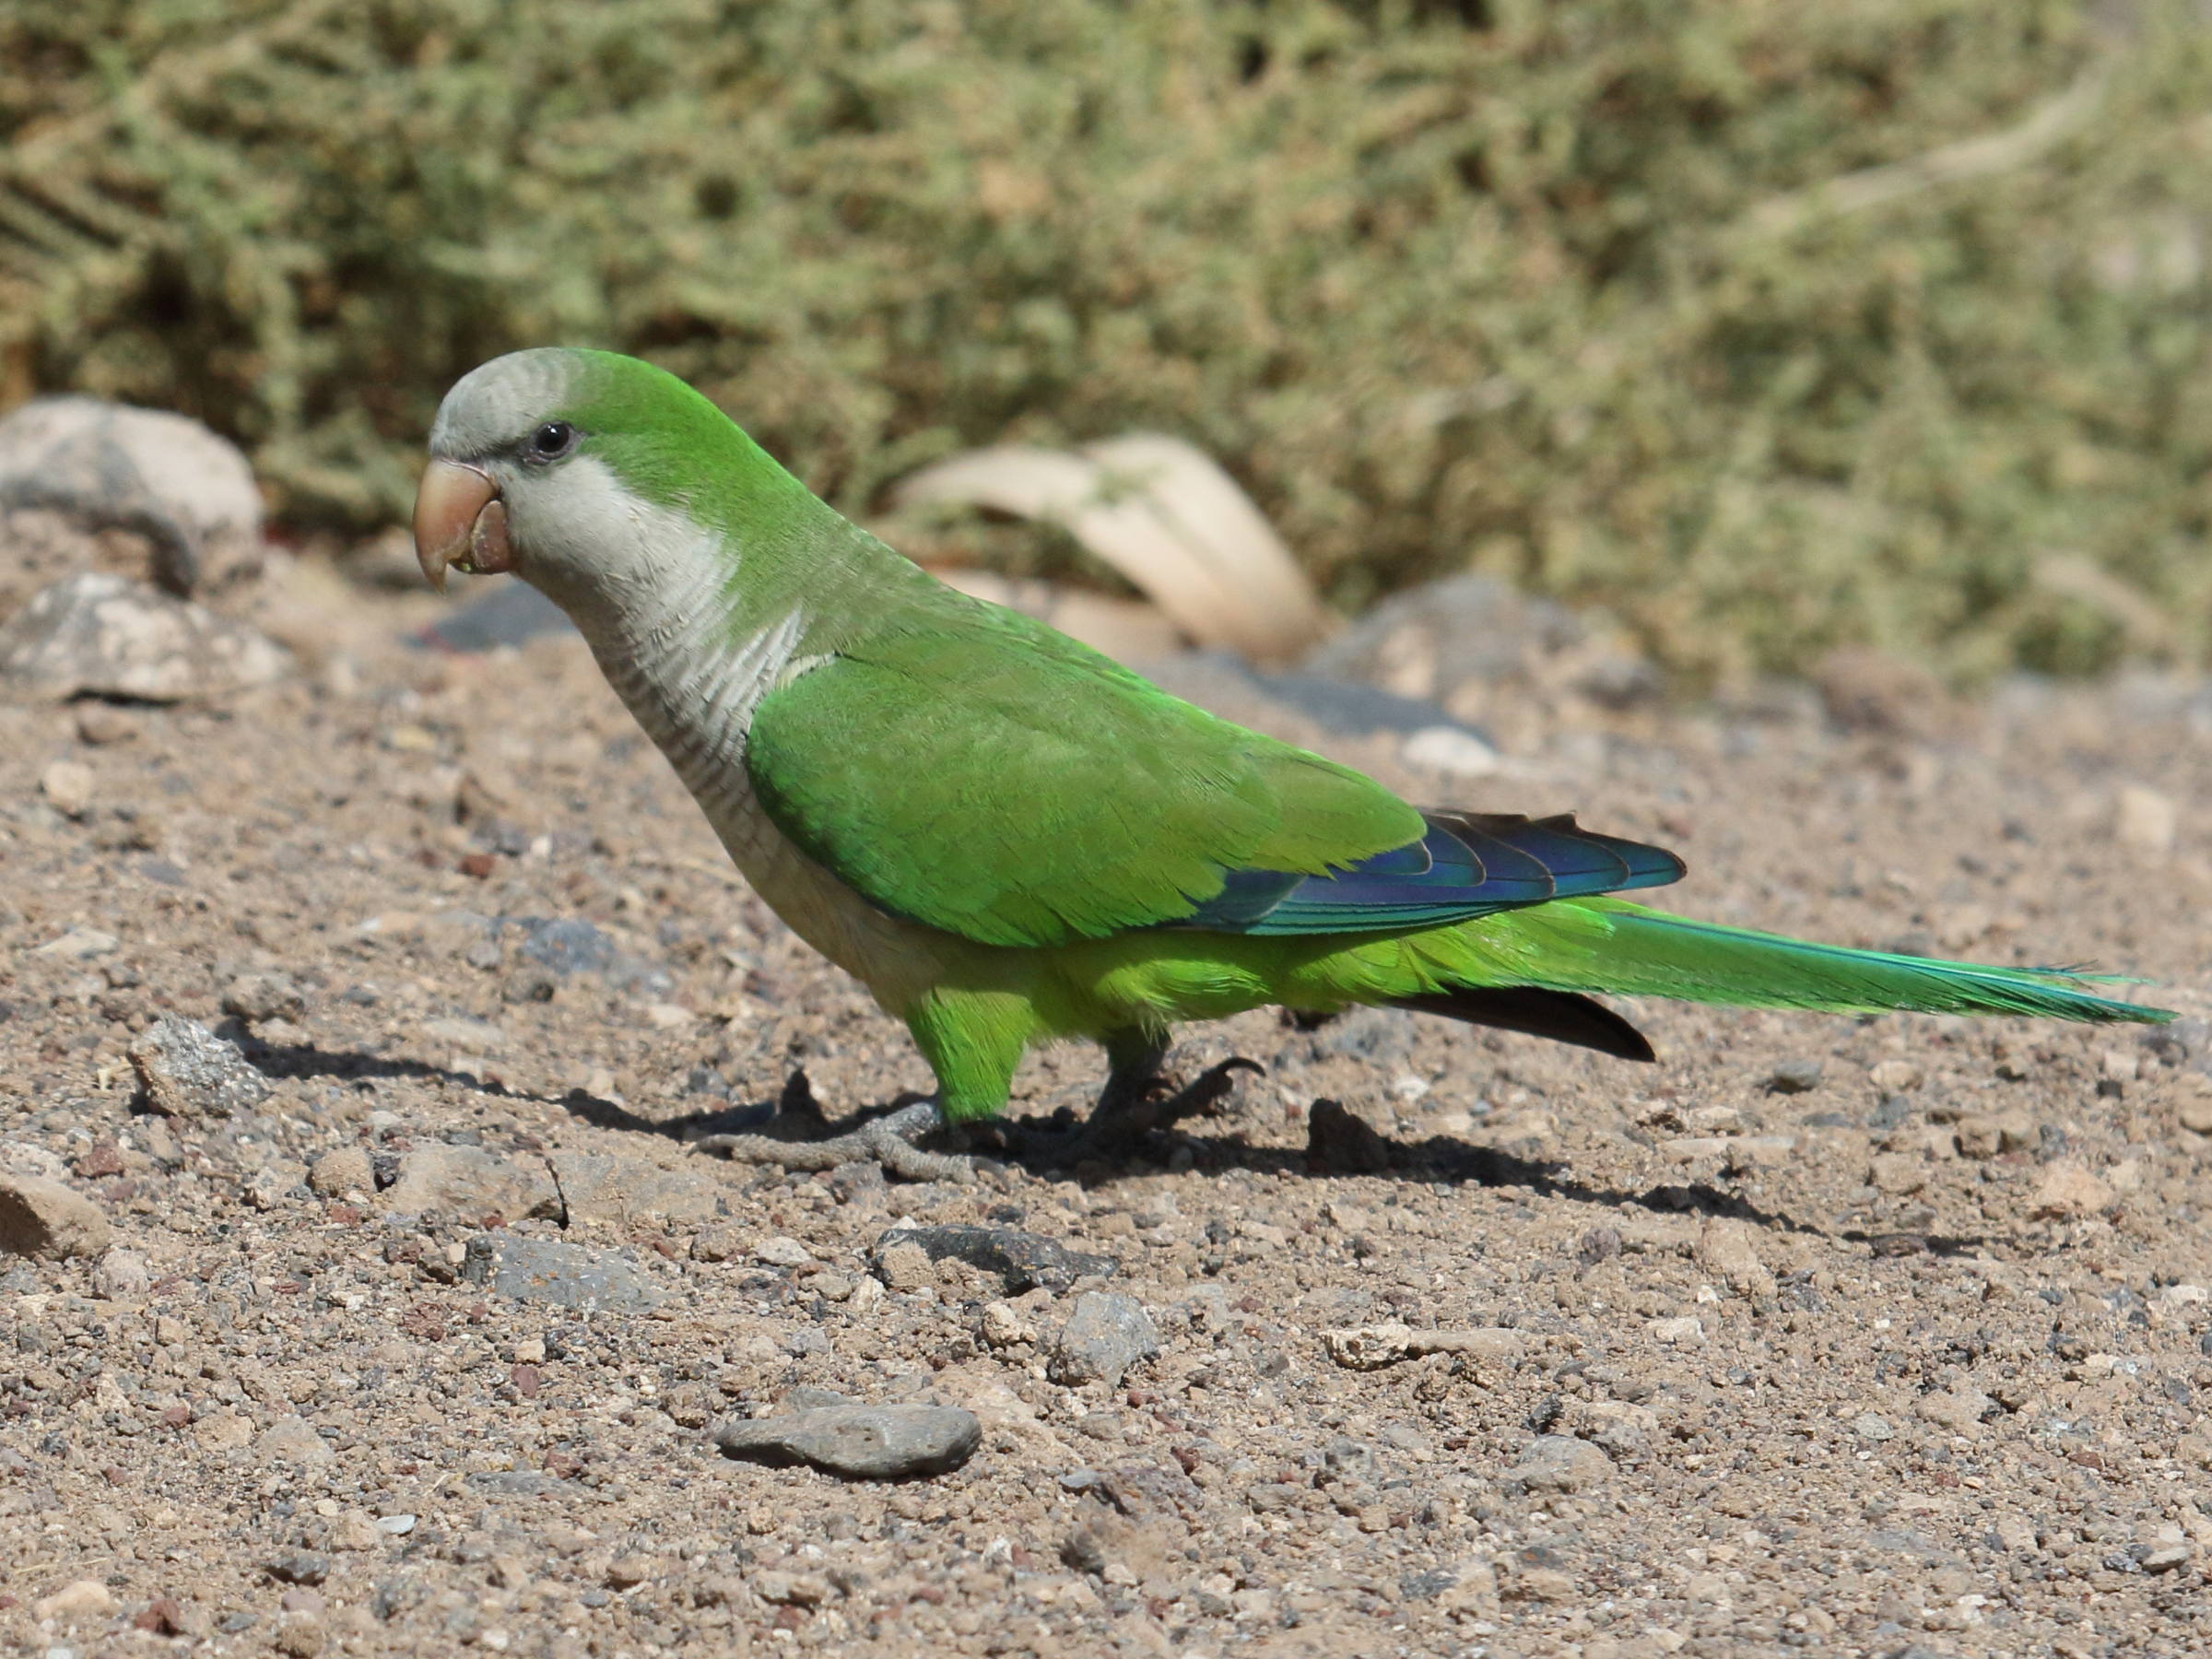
[460,1235,666,1313]
[0,395,264,606]
[712,1405,981,1479]
[0,572,288,702]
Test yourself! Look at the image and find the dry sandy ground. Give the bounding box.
[3,571,2211,1659]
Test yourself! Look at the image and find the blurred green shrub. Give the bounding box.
[4,0,2209,683]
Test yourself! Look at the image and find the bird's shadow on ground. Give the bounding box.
[260,1041,1979,1256]
[634,1065,1977,1254]
[245,1038,520,1097]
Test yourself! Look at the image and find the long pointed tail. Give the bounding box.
[1456,897,2173,1027]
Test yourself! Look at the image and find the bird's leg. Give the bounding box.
[691,1070,975,1183]
[1094,1030,1171,1123]
[1014,1031,1262,1163]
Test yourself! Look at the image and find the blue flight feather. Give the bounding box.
[1172,812,1688,936]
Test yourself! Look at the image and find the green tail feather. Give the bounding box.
[1490,898,2173,1026]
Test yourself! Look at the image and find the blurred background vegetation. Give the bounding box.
[3,0,2210,686]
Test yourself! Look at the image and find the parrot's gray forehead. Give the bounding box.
[428,349,580,461]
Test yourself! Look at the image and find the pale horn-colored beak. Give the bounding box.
[412,459,513,593]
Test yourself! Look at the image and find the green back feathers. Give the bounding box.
[747,605,1422,948]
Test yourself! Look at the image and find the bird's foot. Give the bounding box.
[1014,1056,1263,1165]
[691,1073,975,1183]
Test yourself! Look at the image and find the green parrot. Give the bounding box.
[414,348,2171,1176]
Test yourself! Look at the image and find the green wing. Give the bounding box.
[744,614,1421,949]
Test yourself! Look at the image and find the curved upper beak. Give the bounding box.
[412,460,513,593]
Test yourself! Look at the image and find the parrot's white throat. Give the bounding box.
[503,455,811,780]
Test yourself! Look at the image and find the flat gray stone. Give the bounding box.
[1048,1291,1160,1388]
[712,1404,980,1479]
[460,1235,666,1313]
[127,1014,269,1120]
[876,1224,1115,1293]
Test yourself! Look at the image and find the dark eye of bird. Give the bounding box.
[527,420,575,461]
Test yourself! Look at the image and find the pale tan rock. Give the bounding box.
[74,701,137,745]
[1914,1386,1995,1433]
[1694,1217,1775,1302]
[256,1415,335,1465]
[329,1512,382,1551]
[39,757,94,817]
[0,1173,112,1259]
[2172,1075,2212,1135]
[32,1578,116,1622]
[1726,1135,1800,1167]
[2116,784,2178,853]
[31,924,116,959]
[1869,1151,1927,1194]
[2030,1162,2116,1218]
[978,1300,1037,1347]
[1954,1109,2038,1159]
[1507,1433,1612,1493]
[1319,1324,1525,1370]
[380,1144,559,1224]
[549,1151,719,1229]
[308,1147,374,1200]
[877,1239,934,1291]
[193,1411,253,1451]
[92,1246,151,1299]
[1869,1059,1924,1093]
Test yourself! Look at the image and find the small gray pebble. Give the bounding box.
[1048,1291,1160,1388]
[1506,1433,1612,1493]
[875,1224,1115,1293]
[1768,1058,1824,1093]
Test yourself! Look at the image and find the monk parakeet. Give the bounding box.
[414,348,2171,1176]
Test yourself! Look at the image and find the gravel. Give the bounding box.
[1,571,2209,1655]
